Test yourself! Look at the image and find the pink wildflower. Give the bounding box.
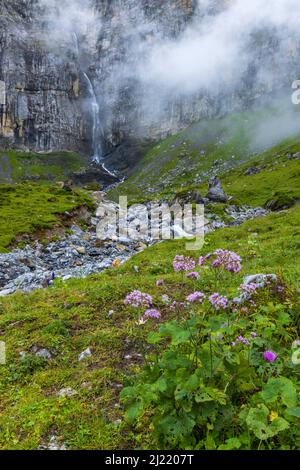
[173,255,196,272]
[186,291,205,304]
[199,254,212,266]
[209,293,228,310]
[263,351,277,362]
[240,283,258,294]
[212,249,242,273]
[144,309,161,320]
[124,290,152,308]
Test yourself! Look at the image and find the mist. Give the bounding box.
[36,0,300,150]
[38,0,98,42]
[139,0,300,94]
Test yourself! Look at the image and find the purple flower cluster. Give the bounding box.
[209,293,228,310]
[124,290,153,308]
[156,279,165,287]
[240,283,258,294]
[232,335,250,347]
[186,272,200,280]
[144,309,161,320]
[212,249,242,273]
[263,351,277,362]
[173,255,196,272]
[186,291,206,304]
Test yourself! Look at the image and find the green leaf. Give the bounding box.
[205,434,216,450]
[262,377,297,408]
[157,413,196,442]
[205,387,227,405]
[175,386,188,401]
[120,386,137,401]
[185,371,202,392]
[286,407,300,418]
[153,377,168,393]
[125,401,143,423]
[269,417,290,436]
[195,387,227,405]
[147,331,162,344]
[160,351,191,370]
[218,438,242,450]
[159,322,191,346]
[195,392,213,403]
[246,405,289,440]
[246,405,271,440]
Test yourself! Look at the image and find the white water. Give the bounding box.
[73,33,102,164]
[72,33,117,177]
[82,72,103,164]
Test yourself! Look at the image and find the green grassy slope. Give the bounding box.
[0,149,93,252]
[108,106,300,205]
[0,150,88,183]
[0,203,299,449]
[0,183,94,252]
[0,107,299,449]
[205,138,300,208]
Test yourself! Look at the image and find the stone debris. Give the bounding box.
[58,387,78,398]
[0,221,146,297]
[0,189,268,297]
[38,435,67,451]
[34,347,53,360]
[233,274,278,304]
[78,347,92,362]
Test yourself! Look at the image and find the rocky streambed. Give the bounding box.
[0,190,268,296]
[0,223,145,297]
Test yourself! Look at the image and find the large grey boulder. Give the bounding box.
[206,177,228,203]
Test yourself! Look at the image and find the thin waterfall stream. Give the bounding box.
[82,72,102,164]
[72,33,117,177]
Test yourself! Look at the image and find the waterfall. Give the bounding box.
[72,33,117,177]
[72,33,102,165]
[82,72,103,164]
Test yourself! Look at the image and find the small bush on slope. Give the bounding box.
[121,252,299,450]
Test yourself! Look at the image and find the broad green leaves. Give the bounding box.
[121,270,299,450]
[261,377,297,408]
[246,405,289,440]
[159,322,191,346]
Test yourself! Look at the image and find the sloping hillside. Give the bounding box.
[0,124,299,449]
[109,104,300,206]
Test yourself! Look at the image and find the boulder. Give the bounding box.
[78,348,92,362]
[206,176,228,203]
[33,347,52,360]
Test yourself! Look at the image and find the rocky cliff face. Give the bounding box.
[0,1,88,154]
[0,0,299,174]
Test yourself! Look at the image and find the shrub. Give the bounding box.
[121,251,300,449]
